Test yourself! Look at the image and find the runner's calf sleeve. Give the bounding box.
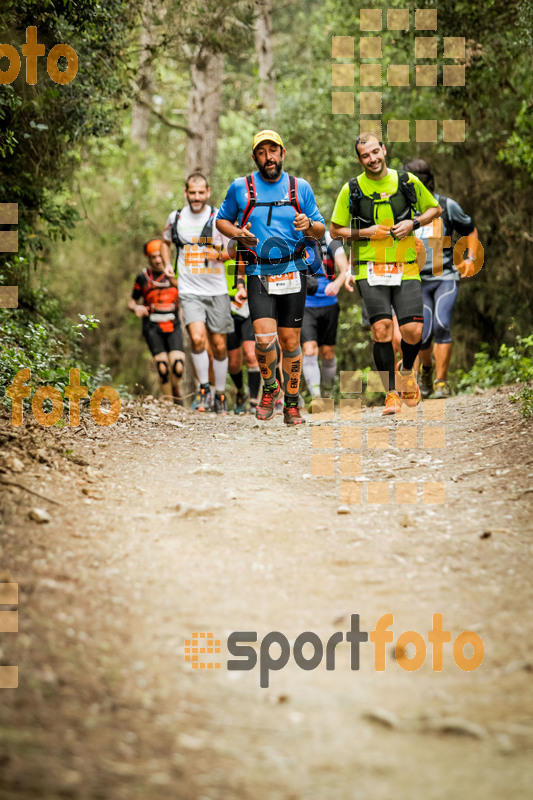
[320,356,337,389]
[230,369,243,391]
[248,367,261,400]
[191,349,210,385]
[282,346,302,398]
[401,339,421,371]
[255,340,278,386]
[303,354,321,397]
[156,360,170,384]
[373,341,396,394]
[213,356,229,393]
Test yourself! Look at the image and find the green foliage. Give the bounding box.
[510,384,533,421]
[456,335,533,391]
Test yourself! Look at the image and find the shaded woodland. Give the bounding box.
[1,0,532,395]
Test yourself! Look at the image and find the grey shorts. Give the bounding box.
[180,294,234,334]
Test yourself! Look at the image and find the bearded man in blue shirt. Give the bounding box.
[216,130,325,426]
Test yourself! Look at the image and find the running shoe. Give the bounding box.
[234,390,248,415]
[433,380,450,399]
[214,392,228,415]
[256,380,282,421]
[382,391,402,416]
[196,383,212,412]
[419,365,433,399]
[397,363,422,407]
[283,404,306,426]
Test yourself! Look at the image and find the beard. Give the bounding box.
[257,160,283,180]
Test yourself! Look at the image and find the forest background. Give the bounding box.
[1,0,532,402]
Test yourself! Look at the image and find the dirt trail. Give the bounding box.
[1,389,532,800]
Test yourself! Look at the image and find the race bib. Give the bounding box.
[230,298,249,318]
[263,271,302,295]
[367,262,403,287]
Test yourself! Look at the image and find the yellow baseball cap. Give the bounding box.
[252,129,284,152]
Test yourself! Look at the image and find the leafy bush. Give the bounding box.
[510,384,533,421]
[456,335,533,391]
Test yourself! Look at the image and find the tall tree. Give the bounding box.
[131,0,166,150]
[254,0,276,118]
[184,47,225,179]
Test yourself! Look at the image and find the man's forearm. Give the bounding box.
[417,204,442,227]
[160,240,172,268]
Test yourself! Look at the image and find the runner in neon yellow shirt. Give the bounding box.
[330,133,441,415]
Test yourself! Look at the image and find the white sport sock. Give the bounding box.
[303,354,321,397]
[321,356,337,389]
[213,356,229,393]
[191,350,210,385]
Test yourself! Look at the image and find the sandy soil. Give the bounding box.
[0,388,532,800]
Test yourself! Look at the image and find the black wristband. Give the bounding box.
[412,218,421,231]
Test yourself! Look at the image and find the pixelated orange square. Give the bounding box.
[311,398,334,420]
[443,37,465,59]
[442,120,465,142]
[416,65,437,86]
[332,92,354,115]
[360,37,382,58]
[415,37,437,59]
[415,9,437,30]
[388,120,410,142]
[416,119,438,142]
[340,427,362,449]
[332,36,354,58]
[443,65,465,86]
[360,64,382,86]
[340,371,362,393]
[340,399,362,421]
[360,92,382,115]
[395,482,418,504]
[312,427,335,449]
[0,666,18,688]
[358,119,382,139]
[0,583,18,604]
[387,9,409,30]
[340,482,362,504]
[360,9,382,30]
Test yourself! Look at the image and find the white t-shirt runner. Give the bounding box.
[163,204,228,297]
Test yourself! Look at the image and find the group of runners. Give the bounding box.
[129,129,478,422]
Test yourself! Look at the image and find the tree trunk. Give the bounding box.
[185,49,225,180]
[254,0,276,118]
[131,0,160,150]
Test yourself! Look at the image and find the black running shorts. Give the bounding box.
[247,273,307,329]
[301,304,340,346]
[142,317,184,356]
[356,278,423,327]
[227,312,255,351]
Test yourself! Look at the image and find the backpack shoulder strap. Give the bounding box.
[241,175,256,228]
[348,176,363,219]
[287,174,301,214]
[437,194,450,233]
[398,170,417,208]
[171,208,182,247]
[199,205,216,244]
